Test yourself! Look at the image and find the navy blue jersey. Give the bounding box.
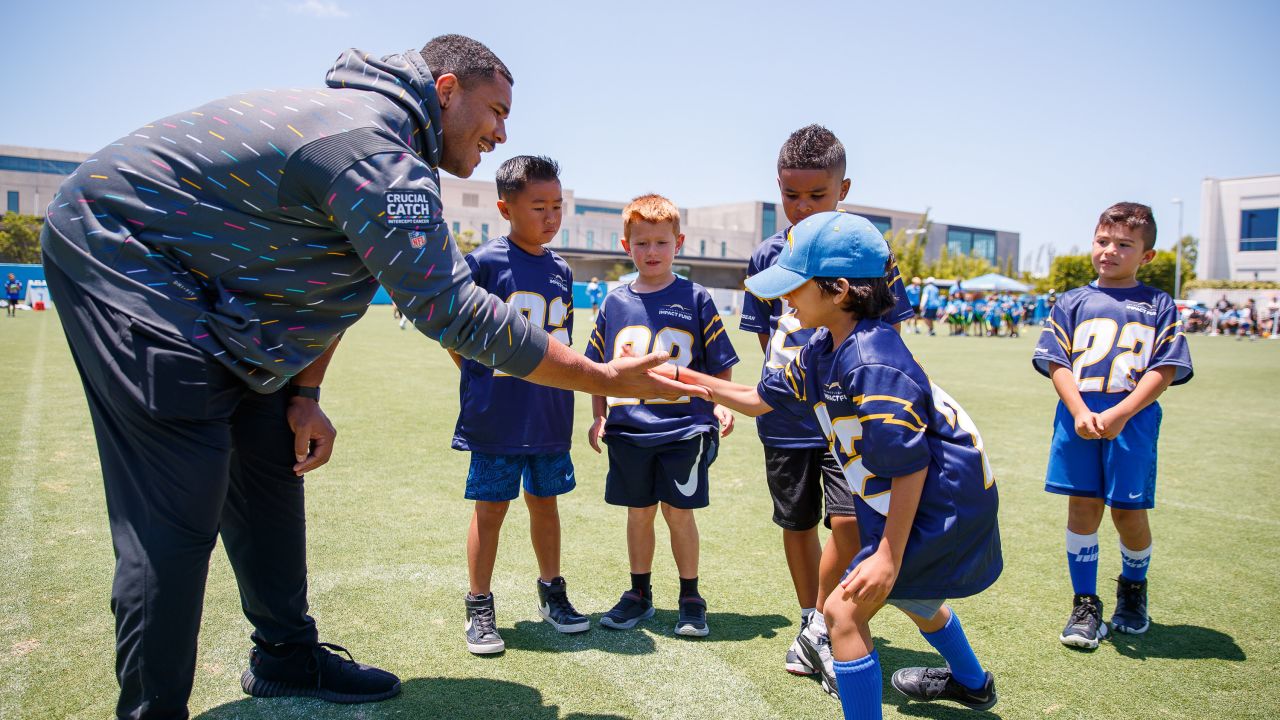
[758,320,1002,599]
[452,237,575,453]
[585,278,739,447]
[1033,282,1193,394]
[4,280,19,299]
[740,226,915,448]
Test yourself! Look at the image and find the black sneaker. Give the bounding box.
[1111,576,1150,634]
[891,666,997,711]
[674,595,709,637]
[465,593,505,655]
[240,639,401,703]
[1060,593,1108,649]
[599,589,654,630]
[538,577,590,633]
[795,625,838,699]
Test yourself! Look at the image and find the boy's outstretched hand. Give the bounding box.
[612,346,711,401]
[714,405,735,437]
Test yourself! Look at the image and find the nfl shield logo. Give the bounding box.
[409,231,427,249]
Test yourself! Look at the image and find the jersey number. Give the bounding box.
[495,291,570,378]
[608,325,694,406]
[1070,319,1155,393]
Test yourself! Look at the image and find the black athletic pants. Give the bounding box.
[45,260,317,720]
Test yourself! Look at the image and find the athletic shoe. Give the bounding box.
[890,666,997,711]
[1059,593,1108,649]
[599,589,654,630]
[465,593,505,655]
[537,577,590,633]
[240,639,401,703]
[795,625,838,699]
[785,616,816,676]
[1111,576,1150,634]
[674,595,709,637]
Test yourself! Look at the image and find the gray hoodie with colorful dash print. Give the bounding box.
[41,48,546,392]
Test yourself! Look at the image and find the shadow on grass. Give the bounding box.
[502,610,791,654]
[878,639,1005,720]
[1108,622,1245,661]
[194,677,632,719]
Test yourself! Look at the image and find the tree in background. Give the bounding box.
[886,211,930,282]
[454,229,479,254]
[1048,245,1197,297]
[0,213,43,264]
[1049,254,1096,292]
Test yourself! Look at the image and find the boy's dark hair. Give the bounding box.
[1097,202,1157,251]
[496,155,560,199]
[420,34,514,87]
[814,260,898,319]
[777,124,846,176]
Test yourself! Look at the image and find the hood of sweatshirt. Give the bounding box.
[325,48,442,167]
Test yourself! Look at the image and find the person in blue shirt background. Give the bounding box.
[920,277,942,335]
[448,155,588,655]
[4,273,21,317]
[904,276,923,334]
[586,194,738,638]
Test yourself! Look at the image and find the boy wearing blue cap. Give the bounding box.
[657,211,1002,718]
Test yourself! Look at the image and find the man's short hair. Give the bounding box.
[420,34,513,87]
[495,155,560,200]
[1097,202,1157,251]
[622,193,681,240]
[777,124,846,176]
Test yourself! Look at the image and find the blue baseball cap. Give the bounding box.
[745,211,890,299]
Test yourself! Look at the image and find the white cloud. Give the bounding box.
[290,0,350,18]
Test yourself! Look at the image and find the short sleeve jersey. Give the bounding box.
[452,237,575,453]
[585,278,739,447]
[740,226,915,448]
[1033,282,1193,394]
[757,320,1003,599]
[4,279,19,299]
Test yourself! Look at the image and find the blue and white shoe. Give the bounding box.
[674,596,709,637]
[600,590,654,630]
[786,616,816,675]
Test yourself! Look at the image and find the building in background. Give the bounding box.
[0,145,90,215]
[1200,174,1280,282]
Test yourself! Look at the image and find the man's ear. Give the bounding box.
[435,73,460,109]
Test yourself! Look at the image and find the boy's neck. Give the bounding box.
[631,271,676,293]
[1095,275,1139,289]
[507,232,547,256]
[825,314,858,348]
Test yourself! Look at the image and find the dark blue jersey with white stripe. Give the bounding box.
[452,237,575,454]
[585,278,739,447]
[740,225,916,448]
[758,320,1002,599]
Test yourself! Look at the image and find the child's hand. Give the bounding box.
[1073,411,1103,440]
[840,544,898,605]
[1096,408,1130,440]
[648,362,677,380]
[588,417,606,454]
[714,405,735,437]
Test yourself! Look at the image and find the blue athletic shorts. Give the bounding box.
[603,432,717,509]
[1045,395,1161,509]
[464,451,576,502]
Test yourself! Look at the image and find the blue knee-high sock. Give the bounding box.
[1066,530,1099,596]
[1119,541,1151,582]
[921,610,986,691]
[833,650,881,720]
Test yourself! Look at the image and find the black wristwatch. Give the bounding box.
[287,385,321,402]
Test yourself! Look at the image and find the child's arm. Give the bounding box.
[712,367,735,437]
[587,394,608,453]
[447,349,463,370]
[1049,362,1103,440]
[1096,366,1176,439]
[649,363,772,417]
[756,333,769,352]
[840,466,927,605]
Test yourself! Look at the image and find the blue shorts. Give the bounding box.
[604,432,717,509]
[1045,395,1161,509]
[464,451,576,502]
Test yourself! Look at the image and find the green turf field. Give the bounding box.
[1,306,1276,719]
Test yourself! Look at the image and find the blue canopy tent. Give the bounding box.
[960,273,1031,293]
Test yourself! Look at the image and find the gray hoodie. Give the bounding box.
[42,49,547,392]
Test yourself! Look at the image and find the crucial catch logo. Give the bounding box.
[385,190,435,227]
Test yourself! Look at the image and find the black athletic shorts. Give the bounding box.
[604,432,717,510]
[764,446,856,530]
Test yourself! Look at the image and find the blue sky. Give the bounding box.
[4,0,1277,272]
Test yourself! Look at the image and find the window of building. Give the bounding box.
[561,229,569,247]
[0,155,82,175]
[575,203,623,216]
[699,239,706,256]
[6,191,18,214]
[462,193,479,208]
[481,223,489,243]
[945,227,997,264]
[611,232,619,249]
[761,203,778,240]
[587,230,594,249]
[1240,208,1279,252]
[721,241,727,258]
[451,221,460,236]
[863,214,893,235]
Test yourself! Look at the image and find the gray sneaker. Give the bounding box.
[795,623,838,699]
[1060,593,1108,649]
[465,593,505,655]
[786,616,816,675]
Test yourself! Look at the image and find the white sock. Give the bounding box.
[808,611,829,637]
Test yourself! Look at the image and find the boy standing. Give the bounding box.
[451,156,587,655]
[659,212,1002,718]
[739,125,914,696]
[1033,202,1193,649]
[4,273,20,316]
[585,194,738,637]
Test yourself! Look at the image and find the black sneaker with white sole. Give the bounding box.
[538,577,590,633]
[795,626,838,699]
[599,589,654,630]
[891,666,997,711]
[465,593,505,655]
[240,639,401,703]
[1111,576,1150,634]
[1060,593,1108,649]
[785,617,816,676]
[674,595,709,637]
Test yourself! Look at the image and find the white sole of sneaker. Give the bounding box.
[539,606,590,633]
[1111,620,1149,634]
[1059,622,1108,649]
[466,640,505,655]
[599,606,655,630]
[674,623,709,637]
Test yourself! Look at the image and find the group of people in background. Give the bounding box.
[904,276,1056,338]
[1189,294,1280,339]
